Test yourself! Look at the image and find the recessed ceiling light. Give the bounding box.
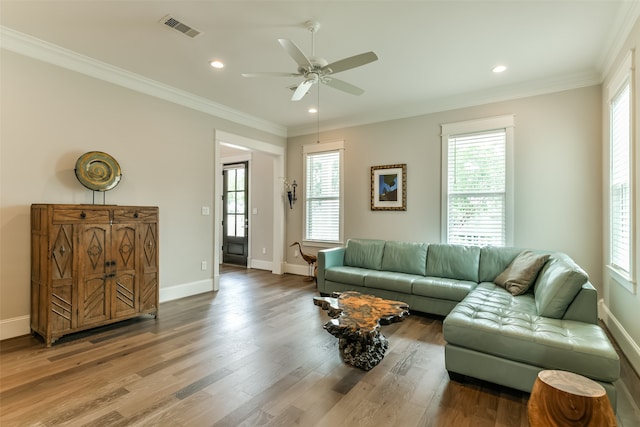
[210,60,224,69]
[308,107,318,113]
[493,65,507,73]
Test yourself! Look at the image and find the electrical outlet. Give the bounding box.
[201,206,210,216]
[294,249,299,257]
[262,247,266,254]
[201,261,207,270]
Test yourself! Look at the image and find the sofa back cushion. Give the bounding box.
[381,241,428,275]
[534,253,589,318]
[478,246,523,282]
[426,244,480,282]
[344,239,386,270]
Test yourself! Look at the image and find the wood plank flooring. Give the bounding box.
[1,265,639,426]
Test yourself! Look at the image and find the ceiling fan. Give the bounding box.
[241,20,378,101]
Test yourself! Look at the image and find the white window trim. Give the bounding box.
[607,50,636,292]
[441,115,515,246]
[302,140,345,247]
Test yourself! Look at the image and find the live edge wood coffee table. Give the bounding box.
[313,291,410,370]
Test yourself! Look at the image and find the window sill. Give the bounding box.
[606,264,637,295]
[302,240,344,249]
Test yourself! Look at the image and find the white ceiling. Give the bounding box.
[1,1,638,136]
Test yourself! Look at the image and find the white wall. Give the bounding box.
[286,85,603,293]
[249,151,275,267]
[0,49,285,338]
[601,17,640,374]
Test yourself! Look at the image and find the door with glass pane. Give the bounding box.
[222,162,248,266]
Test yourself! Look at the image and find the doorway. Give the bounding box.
[214,130,285,289]
[222,161,249,266]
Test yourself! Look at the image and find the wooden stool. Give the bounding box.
[528,370,616,426]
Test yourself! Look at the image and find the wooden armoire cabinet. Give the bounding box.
[30,204,159,346]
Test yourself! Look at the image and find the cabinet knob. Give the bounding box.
[134,212,139,218]
[80,211,86,219]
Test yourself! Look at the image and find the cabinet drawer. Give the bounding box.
[113,208,158,222]
[52,208,109,223]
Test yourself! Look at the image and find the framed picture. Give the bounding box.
[371,164,407,211]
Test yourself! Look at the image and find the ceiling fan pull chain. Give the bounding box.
[317,83,321,144]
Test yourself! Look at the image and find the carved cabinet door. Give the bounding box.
[77,223,110,327]
[140,222,159,313]
[49,224,75,333]
[111,223,138,319]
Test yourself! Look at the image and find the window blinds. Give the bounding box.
[447,130,506,246]
[610,82,631,274]
[305,150,340,242]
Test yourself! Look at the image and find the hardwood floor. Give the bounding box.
[1,265,639,426]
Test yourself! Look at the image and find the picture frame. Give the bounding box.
[371,164,407,211]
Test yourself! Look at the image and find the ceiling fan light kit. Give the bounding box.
[241,19,378,101]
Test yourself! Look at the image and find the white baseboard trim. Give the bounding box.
[159,279,215,303]
[0,280,218,342]
[0,315,31,341]
[599,299,640,374]
[251,259,273,271]
[284,263,310,277]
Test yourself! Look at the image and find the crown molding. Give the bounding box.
[0,26,287,138]
[287,69,602,137]
[597,0,640,76]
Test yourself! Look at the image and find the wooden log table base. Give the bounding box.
[528,370,617,427]
[313,291,410,370]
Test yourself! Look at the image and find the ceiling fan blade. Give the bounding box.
[241,72,301,78]
[323,51,378,75]
[322,77,365,96]
[291,80,314,101]
[278,38,313,69]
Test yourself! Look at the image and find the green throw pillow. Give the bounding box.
[494,251,550,296]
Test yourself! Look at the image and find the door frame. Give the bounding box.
[213,130,286,290]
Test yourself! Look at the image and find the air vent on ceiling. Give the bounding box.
[160,15,202,39]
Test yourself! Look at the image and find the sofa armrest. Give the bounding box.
[562,282,598,324]
[317,247,345,293]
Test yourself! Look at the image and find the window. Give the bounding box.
[608,51,634,281]
[303,141,344,244]
[441,116,514,246]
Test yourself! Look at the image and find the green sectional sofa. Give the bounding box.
[317,239,620,408]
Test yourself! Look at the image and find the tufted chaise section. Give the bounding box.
[444,283,620,383]
[444,282,620,406]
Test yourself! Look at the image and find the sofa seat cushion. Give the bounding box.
[444,285,620,383]
[412,276,476,302]
[469,282,538,314]
[325,266,369,286]
[364,271,416,293]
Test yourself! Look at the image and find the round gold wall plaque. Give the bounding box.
[74,151,122,191]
